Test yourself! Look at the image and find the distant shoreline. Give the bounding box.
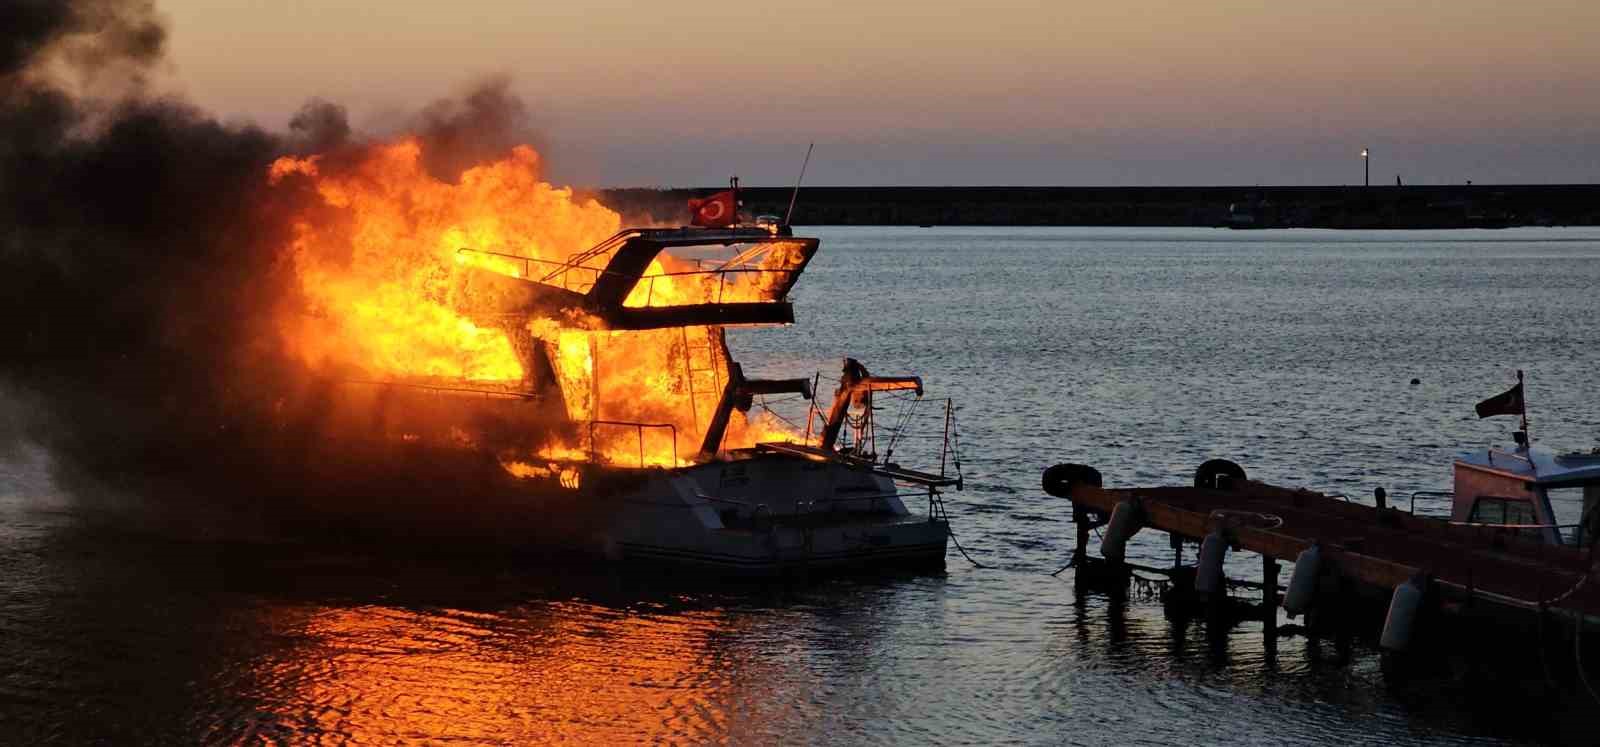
[599,185,1600,229]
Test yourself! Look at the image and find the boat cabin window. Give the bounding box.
[1546,486,1598,546]
[1467,496,1539,537]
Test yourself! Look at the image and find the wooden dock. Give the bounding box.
[1046,465,1600,632]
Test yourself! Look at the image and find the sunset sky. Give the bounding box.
[158,0,1600,187]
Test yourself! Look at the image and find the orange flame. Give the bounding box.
[267,139,798,474]
[269,140,619,381]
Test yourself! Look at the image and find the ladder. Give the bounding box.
[680,327,723,434]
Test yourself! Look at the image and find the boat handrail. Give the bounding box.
[541,228,791,290]
[457,247,605,292]
[458,246,802,302]
[1448,520,1589,546]
[1406,490,1455,515]
[811,492,900,504]
[339,378,537,400]
[1488,448,1535,466]
[630,266,801,307]
[587,420,678,468]
[695,492,738,504]
[544,229,643,283]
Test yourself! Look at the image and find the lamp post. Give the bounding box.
[1361,148,1370,187]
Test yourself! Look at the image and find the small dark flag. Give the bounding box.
[1475,382,1524,419]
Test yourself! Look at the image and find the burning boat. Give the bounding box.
[461,226,959,572]
[262,150,959,573]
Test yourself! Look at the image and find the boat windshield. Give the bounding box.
[1543,485,1600,545]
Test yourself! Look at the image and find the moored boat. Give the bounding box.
[1041,373,1600,669]
[291,221,963,575]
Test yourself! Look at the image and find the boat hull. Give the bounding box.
[144,442,955,577]
[600,452,950,575]
[615,517,949,575]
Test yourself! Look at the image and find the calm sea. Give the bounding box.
[5,227,1600,744]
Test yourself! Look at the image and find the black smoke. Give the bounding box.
[0,1,290,472]
[0,1,587,543]
[411,75,542,182]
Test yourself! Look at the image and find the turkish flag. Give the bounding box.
[688,190,736,228]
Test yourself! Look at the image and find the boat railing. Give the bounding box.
[628,266,800,307]
[695,492,754,506]
[811,492,901,503]
[458,246,801,304]
[1405,490,1455,515]
[339,378,538,400]
[458,248,604,293]
[587,420,678,468]
[694,491,899,512]
[543,229,643,284]
[1449,520,1590,546]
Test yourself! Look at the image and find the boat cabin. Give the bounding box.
[1451,446,1600,546]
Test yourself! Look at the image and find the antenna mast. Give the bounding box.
[784,143,814,227]
[1518,369,1530,445]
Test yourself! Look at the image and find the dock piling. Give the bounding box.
[1073,503,1089,567]
[1264,555,1281,648]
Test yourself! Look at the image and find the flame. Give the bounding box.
[503,460,582,490]
[622,241,810,308]
[267,139,800,474]
[269,140,618,382]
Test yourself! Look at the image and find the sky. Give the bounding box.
[155,0,1600,187]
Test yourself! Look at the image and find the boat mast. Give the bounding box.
[1518,369,1530,446]
[784,143,814,228]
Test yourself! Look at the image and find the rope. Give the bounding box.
[932,494,984,568]
[1531,501,1600,609]
[1568,530,1600,707]
[754,396,804,432]
[948,414,965,485]
[1575,608,1600,707]
[1537,602,1560,692]
[1208,509,1284,531]
[881,395,923,460]
[946,519,985,568]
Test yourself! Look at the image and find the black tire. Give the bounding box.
[1042,463,1102,497]
[1194,459,1247,489]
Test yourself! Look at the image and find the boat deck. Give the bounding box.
[755,442,961,487]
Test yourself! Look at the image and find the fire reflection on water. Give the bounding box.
[211,596,816,744]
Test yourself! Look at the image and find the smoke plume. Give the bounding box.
[0,1,598,542]
[0,0,284,466]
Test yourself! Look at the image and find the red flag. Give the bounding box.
[687,190,736,228]
[1475,382,1523,418]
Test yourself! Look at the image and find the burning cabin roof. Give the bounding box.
[428,226,819,466]
[454,227,817,331]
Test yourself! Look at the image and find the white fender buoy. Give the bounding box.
[1283,544,1322,617]
[1380,576,1426,651]
[1100,499,1142,562]
[1195,528,1228,594]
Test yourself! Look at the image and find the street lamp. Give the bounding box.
[1361,148,1370,187]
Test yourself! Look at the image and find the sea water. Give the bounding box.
[5,227,1599,743]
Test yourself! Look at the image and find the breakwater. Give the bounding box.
[600,184,1600,228]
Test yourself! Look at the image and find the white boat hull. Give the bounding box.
[600,452,950,574]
